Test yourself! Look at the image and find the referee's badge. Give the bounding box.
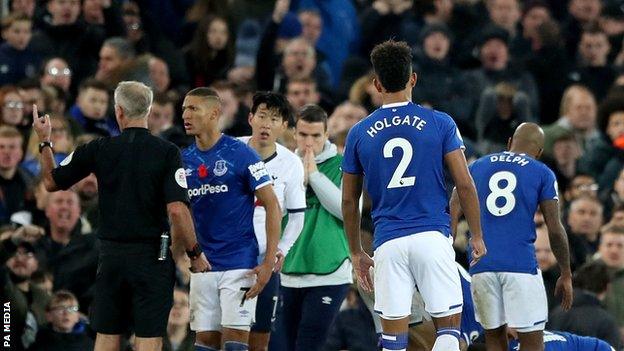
[60,152,73,166]
[174,168,188,189]
[214,160,228,177]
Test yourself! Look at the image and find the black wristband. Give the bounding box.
[39,141,53,153]
[186,243,202,260]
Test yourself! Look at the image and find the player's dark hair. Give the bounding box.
[370,40,412,93]
[186,87,220,99]
[251,91,294,123]
[297,104,328,131]
[573,261,610,294]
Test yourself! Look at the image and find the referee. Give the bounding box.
[32,81,210,351]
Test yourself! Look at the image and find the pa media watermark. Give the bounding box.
[3,302,9,348]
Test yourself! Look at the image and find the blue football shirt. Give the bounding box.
[509,331,615,351]
[468,151,558,274]
[182,135,272,271]
[342,101,464,249]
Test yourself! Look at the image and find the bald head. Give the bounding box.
[509,122,545,158]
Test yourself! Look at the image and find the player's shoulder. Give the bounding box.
[237,135,251,144]
[221,135,259,156]
[147,133,180,154]
[275,142,301,163]
[181,142,197,158]
[472,152,503,168]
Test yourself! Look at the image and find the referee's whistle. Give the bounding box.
[158,232,170,261]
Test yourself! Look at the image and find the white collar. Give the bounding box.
[381,101,410,109]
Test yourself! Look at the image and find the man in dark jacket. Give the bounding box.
[30,0,125,90]
[0,228,49,351]
[548,261,622,350]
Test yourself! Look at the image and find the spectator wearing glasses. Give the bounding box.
[0,86,25,128]
[28,290,94,351]
[40,58,72,94]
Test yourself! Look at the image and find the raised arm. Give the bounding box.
[32,106,59,191]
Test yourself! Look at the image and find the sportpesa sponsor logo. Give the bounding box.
[188,184,229,197]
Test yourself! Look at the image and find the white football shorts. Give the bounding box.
[373,231,463,320]
[189,269,257,332]
[471,270,547,332]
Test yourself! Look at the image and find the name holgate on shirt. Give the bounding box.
[366,115,427,138]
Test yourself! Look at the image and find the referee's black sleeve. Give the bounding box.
[52,141,98,190]
[163,145,189,204]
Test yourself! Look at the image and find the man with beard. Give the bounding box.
[0,227,48,351]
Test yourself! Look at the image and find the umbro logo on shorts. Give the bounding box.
[321,296,333,305]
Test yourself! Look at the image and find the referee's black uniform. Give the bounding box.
[50,127,189,337]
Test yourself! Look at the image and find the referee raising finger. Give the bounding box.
[32,81,209,351]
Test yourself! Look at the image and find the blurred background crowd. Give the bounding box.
[1,0,624,350]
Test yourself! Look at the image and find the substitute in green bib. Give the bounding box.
[280,104,352,351]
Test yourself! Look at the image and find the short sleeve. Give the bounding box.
[52,141,98,190]
[242,146,272,191]
[341,125,363,174]
[539,166,559,202]
[163,145,190,204]
[284,156,306,212]
[440,112,465,155]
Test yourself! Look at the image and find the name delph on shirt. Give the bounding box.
[489,154,530,167]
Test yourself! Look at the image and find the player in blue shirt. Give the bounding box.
[341,39,486,351]
[181,87,282,351]
[507,331,616,351]
[451,123,573,351]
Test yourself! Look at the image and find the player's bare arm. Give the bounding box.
[539,199,573,311]
[167,201,210,273]
[247,184,281,299]
[445,149,487,265]
[342,172,374,292]
[32,104,59,191]
[449,188,462,240]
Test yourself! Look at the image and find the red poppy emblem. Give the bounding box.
[198,164,209,178]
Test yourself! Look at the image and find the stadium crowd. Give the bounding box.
[1,0,624,350]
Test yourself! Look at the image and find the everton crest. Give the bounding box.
[214,160,228,176]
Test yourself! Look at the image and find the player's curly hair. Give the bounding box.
[370,40,412,93]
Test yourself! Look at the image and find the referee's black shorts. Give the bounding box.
[91,240,175,337]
